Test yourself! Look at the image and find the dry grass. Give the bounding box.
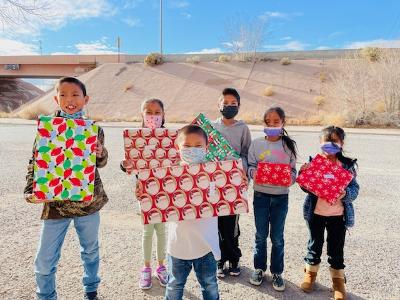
[144,53,163,66]
[360,47,381,62]
[0,112,13,118]
[314,95,325,107]
[186,56,200,64]
[319,71,328,82]
[280,57,291,65]
[218,55,230,63]
[262,86,274,97]
[123,84,134,92]
[16,104,51,120]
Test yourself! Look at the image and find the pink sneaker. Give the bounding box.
[139,267,152,289]
[155,265,168,287]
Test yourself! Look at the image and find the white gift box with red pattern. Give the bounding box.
[137,159,249,224]
[296,154,354,204]
[255,162,292,187]
[123,128,180,174]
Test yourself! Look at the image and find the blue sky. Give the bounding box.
[1,0,400,55]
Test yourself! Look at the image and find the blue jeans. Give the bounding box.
[253,191,288,274]
[165,252,219,300]
[34,212,101,300]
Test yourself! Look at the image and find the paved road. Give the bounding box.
[0,123,399,300]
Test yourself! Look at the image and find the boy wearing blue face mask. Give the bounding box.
[24,77,108,300]
[247,107,297,291]
[300,126,359,300]
[212,88,251,278]
[165,125,220,300]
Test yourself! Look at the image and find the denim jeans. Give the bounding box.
[304,214,346,269]
[34,212,101,300]
[253,191,288,274]
[165,252,219,300]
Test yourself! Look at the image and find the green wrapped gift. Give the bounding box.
[192,113,240,161]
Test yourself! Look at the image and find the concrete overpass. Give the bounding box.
[0,50,357,79]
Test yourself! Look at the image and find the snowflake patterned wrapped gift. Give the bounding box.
[191,113,240,162]
[123,128,180,174]
[254,162,292,187]
[32,116,98,203]
[296,154,354,204]
[137,159,249,225]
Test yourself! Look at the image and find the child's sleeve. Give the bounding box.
[247,141,257,179]
[96,127,108,168]
[240,125,252,172]
[342,167,359,204]
[23,142,36,202]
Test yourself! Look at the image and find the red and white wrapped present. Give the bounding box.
[137,159,249,224]
[296,154,354,204]
[254,162,292,187]
[123,128,180,174]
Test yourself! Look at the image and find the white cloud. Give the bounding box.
[75,40,118,54]
[123,17,142,27]
[264,40,309,51]
[50,52,75,55]
[315,46,331,50]
[181,12,192,19]
[0,38,39,55]
[259,11,303,21]
[122,0,144,9]
[1,0,117,37]
[281,36,292,41]
[170,1,189,8]
[186,48,223,54]
[344,39,400,49]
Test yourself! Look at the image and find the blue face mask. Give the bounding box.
[180,147,207,164]
[59,110,84,119]
[321,142,342,155]
[263,127,282,137]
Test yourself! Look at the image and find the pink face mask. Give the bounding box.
[144,114,163,129]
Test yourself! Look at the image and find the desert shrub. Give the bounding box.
[144,53,163,66]
[360,47,381,62]
[218,55,230,63]
[262,86,274,97]
[280,57,291,65]
[186,56,200,64]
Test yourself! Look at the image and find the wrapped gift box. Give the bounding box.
[32,115,98,203]
[255,162,292,187]
[123,128,180,174]
[192,113,240,161]
[296,154,354,204]
[137,159,249,224]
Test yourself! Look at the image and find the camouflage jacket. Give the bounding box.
[24,111,109,220]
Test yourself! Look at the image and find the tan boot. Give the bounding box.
[330,268,347,300]
[300,264,319,293]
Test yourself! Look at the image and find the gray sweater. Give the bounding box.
[248,137,297,195]
[212,118,252,171]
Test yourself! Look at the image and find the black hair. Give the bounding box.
[178,124,208,145]
[263,106,298,159]
[321,126,357,167]
[56,77,87,96]
[221,87,241,106]
[141,98,165,127]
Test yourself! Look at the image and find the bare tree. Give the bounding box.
[223,14,267,62]
[0,0,48,29]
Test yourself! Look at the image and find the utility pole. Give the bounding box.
[117,36,121,63]
[39,40,42,55]
[160,0,163,56]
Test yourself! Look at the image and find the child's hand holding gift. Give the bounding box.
[135,182,143,199]
[95,141,104,158]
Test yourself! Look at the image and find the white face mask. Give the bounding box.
[144,114,163,129]
[180,147,207,164]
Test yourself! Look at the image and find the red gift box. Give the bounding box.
[296,154,354,204]
[255,162,292,187]
[137,159,249,224]
[123,128,180,174]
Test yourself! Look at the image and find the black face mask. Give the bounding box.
[220,105,239,119]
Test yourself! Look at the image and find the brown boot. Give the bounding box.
[300,264,319,293]
[330,268,347,300]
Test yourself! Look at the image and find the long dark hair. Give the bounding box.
[141,98,165,128]
[321,126,357,167]
[264,107,297,159]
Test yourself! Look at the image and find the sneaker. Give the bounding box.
[272,274,285,292]
[217,261,226,278]
[229,262,241,276]
[155,265,168,287]
[84,291,98,300]
[139,267,152,289]
[249,269,264,286]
